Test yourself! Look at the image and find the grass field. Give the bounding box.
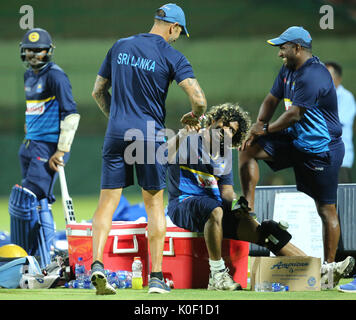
[0,279,356,301]
[0,196,356,301]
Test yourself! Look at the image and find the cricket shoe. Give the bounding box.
[208,268,242,291]
[338,276,356,293]
[90,263,116,295]
[321,256,355,289]
[148,277,171,294]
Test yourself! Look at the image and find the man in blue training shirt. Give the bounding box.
[238,26,355,289]
[9,28,80,268]
[325,61,356,183]
[90,4,207,295]
[167,103,308,290]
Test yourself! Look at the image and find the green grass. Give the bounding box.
[0,279,355,300]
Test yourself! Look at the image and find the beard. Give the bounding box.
[283,57,297,70]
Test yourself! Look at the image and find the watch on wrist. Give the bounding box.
[263,122,269,135]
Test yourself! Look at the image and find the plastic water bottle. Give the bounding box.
[65,278,94,289]
[255,281,289,292]
[117,270,132,288]
[271,282,289,292]
[132,257,143,290]
[108,271,119,288]
[125,270,132,288]
[64,280,74,288]
[73,279,94,289]
[75,257,86,281]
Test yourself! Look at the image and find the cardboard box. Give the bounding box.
[250,256,321,291]
[151,227,249,289]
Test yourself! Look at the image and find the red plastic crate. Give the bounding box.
[66,221,149,285]
[150,226,249,289]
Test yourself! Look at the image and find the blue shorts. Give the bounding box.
[18,139,70,202]
[101,137,167,190]
[167,196,240,239]
[257,132,345,204]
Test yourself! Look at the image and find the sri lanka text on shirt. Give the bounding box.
[117,52,156,72]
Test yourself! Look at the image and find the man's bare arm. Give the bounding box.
[92,75,112,118]
[166,124,201,164]
[179,78,207,120]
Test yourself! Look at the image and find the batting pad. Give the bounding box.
[38,198,55,267]
[9,185,39,256]
[8,185,52,268]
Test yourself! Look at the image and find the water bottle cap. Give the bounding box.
[278,220,289,230]
[78,257,83,261]
[134,257,141,261]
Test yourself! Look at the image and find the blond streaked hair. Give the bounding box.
[203,102,251,148]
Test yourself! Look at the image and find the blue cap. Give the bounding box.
[267,26,312,48]
[155,3,189,37]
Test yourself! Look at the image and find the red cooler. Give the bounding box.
[150,226,249,289]
[66,221,149,285]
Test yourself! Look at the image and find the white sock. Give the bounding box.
[209,258,225,273]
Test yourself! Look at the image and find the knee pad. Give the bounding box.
[256,220,292,255]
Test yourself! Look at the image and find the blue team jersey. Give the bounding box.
[168,134,233,203]
[24,62,77,143]
[98,33,195,141]
[270,56,342,154]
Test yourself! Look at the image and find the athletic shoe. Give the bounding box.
[321,256,355,289]
[338,277,356,293]
[90,263,116,295]
[148,277,171,294]
[208,268,242,291]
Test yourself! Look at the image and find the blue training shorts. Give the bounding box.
[167,196,240,239]
[257,131,345,204]
[101,137,167,190]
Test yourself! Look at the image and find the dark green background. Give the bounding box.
[1,0,355,197]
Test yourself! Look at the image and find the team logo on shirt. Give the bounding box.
[180,166,219,189]
[26,102,45,115]
[36,83,43,93]
[196,174,218,188]
[284,98,292,111]
[28,32,40,42]
[25,96,55,115]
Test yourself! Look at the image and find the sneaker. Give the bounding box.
[338,277,356,293]
[207,268,242,291]
[90,263,116,295]
[148,277,171,294]
[321,256,355,289]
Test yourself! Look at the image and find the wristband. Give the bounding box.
[263,122,269,135]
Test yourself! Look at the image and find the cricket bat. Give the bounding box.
[58,164,76,224]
